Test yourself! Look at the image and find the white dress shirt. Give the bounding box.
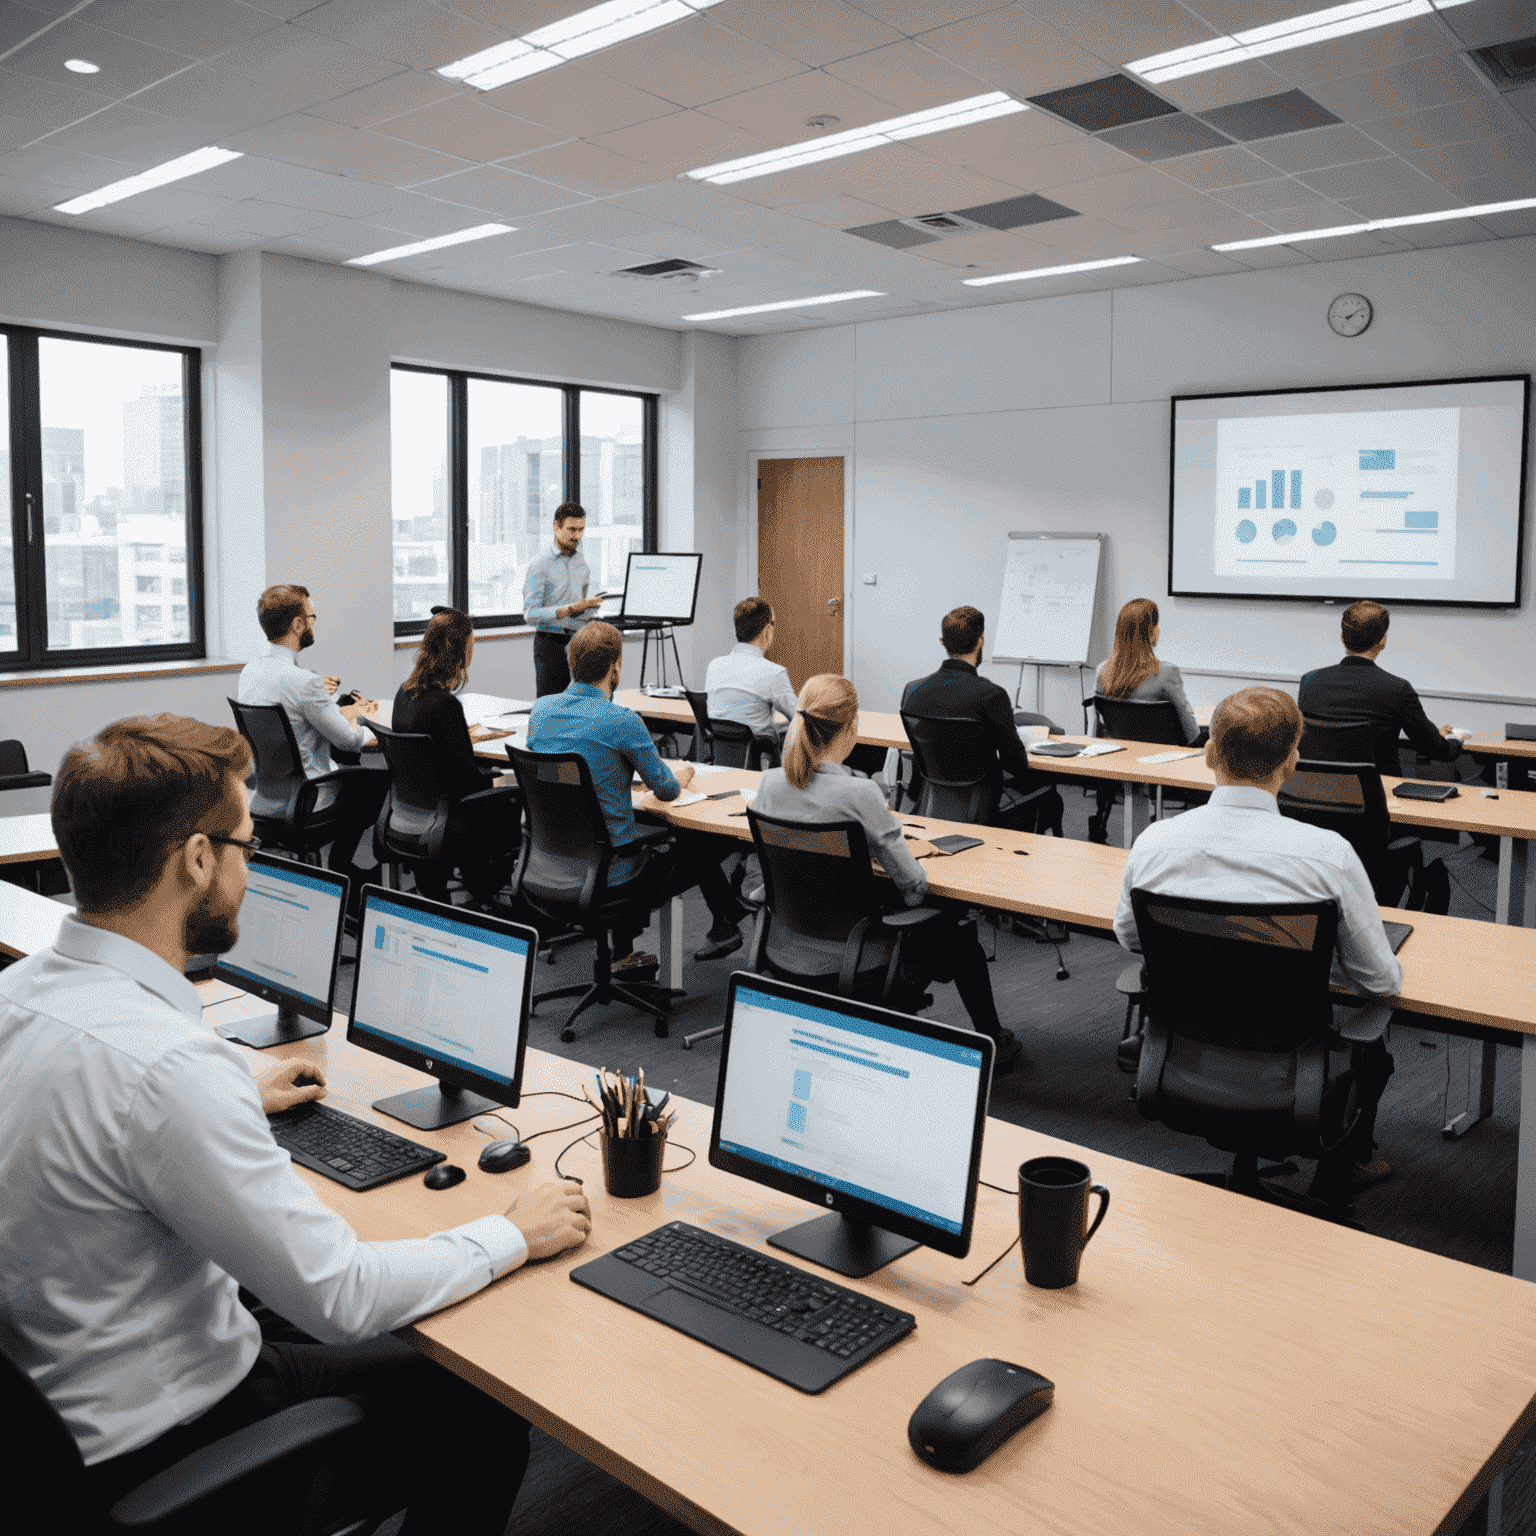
[237,643,370,811]
[0,917,526,1466]
[522,542,592,636]
[705,643,799,737]
[1113,785,1404,997]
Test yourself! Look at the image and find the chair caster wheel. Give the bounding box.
[560,1028,576,1044]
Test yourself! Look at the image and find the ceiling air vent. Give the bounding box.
[1468,35,1536,88]
[614,258,719,279]
[897,212,984,238]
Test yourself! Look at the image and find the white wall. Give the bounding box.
[736,238,1536,733]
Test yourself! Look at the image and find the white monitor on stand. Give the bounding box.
[620,552,702,624]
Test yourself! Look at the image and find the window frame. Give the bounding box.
[391,363,658,636]
[2,324,206,671]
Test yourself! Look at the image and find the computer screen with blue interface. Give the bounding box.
[217,856,345,1015]
[352,895,530,1088]
[716,982,986,1236]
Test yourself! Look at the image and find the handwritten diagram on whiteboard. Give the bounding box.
[991,534,1103,666]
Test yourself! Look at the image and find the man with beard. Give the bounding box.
[237,583,386,906]
[0,714,592,1533]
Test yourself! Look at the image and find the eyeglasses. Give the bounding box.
[198,832,262,862]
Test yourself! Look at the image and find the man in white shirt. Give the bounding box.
[0,713,591,1531]
[237,583,386,900]
[1114,685,1401,1201]
[705,597,799,751]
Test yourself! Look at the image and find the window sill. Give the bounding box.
[394,625,536,651]
[0,658,243,688]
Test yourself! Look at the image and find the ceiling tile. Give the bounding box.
[494,139,662,197]
[1030,74,1179,132]
[1449,168,1536,203]
[1439,0,1536,50]
[844,4,1013,38]
[845,216,938,248]
[193,197,335,236]
[1288,229,1414,259]
[590,13,805,108]
[0,17,195,95]
[1110,190,1227,230]
[909,226,1059,266]
[1152,247,1251,276]
[402,164,583,218]
[1215,177,1329,213]
[1304,53,1487,123]
[479,65,675,139]
[383,95,567,161]
[1266,13,1455,87]
[512,201,680,246]
[306,71,469,130]
[914,6,1107,100]
[1152,60,1293,115]
[130,64,314,133]
[291,0,501,70]
[1407,132,1536,184]
[1255,203,1377,233]
[591,110,772,175]
[708,0,905,66]
[348,191,513,237]
[1218,244,1314,268]
[1252,123,1399,172]
[1392,219,1497,251]
[1297,157,1441,199]
[1050,164,1178,213]
[1179,0,1341,29]
[1197,91,1340,142]
[697,67,912,141]
[442,2,594,31]
[56,182,234,227]
[1338,185,1471,219]
[229,113,470,186]
[0,113,44,155]
[1159,145,1280,188]
[953,190,1079,226]
[970,134,1134,190]
[909,107,1082,165]
[1015,211,1129,247]
[37,105,212,169]
[0,143,135,194]
[149,221,260,254]
[215,24,403,107]
[1098,113,1232,161]
[1362,97,1526,155]
[1017,0,1215,67]
[0,67,113,133]
[83,0,281,59]
[823,39,997,111]
[1472,204,1536,236]
[225,157,403,217]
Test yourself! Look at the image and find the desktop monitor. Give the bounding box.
[348,885,537,1130]
[619,551,702,624]
[709,973,993,1278]
[209,853,348,1049]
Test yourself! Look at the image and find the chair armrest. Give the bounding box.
[1115,962,1146,997]
[880,907,942,929]
[460,784,519,807]
[619,828,674,852]
[0,772,51,791]
[110,1397,365,1530]
[1335,1003,1394,1044]
[307,768,365,791]
[743,885,765,905]
[1386,836,1422,853]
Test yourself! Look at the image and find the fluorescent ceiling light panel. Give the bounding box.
[347,223,516,266]
[439,0,724,90]
[1127,0,1474,84]
[687,93,1027,185]
[962,256,1142,286]
[53,146,243,214]
[684,290,886,321]
[1211,196,1536,250]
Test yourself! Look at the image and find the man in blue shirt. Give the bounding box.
[522,503,604,697]
[528,622,746,962]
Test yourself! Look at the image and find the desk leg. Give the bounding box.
[1515,1039,1536,1282]
[1442,1038,1498,1140]
[658,896,684,991]
[1497,837,1533,928]
[1122,783,1151,850]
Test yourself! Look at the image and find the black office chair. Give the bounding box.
[369,722,517,901]
[683,689,774,770]
[900,712,1064,835]
[1299,716,1374,764]
[1128,888,1393,1216]
[505,745,681,1042]
[1088,694,1207,834]
[0,739,50,794]
[228,699,356,865]
[1,1339,371,1535]
[1278,758,1446,913]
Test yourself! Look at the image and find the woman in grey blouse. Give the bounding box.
[753,674,1020,1070]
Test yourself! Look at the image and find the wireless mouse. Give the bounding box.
[478,1139,531,1173]
[908,1358,1054,1473]
[423,1163,466,1191]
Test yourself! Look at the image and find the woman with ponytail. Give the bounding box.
[754,674,1021,1071]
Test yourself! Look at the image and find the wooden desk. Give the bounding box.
[1466,731,1536,760]
[0,880,67,958]
[247,1028,1536,1536]
[0,813,59,864]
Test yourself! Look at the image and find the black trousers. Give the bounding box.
[533,631,571,697]
[325,765,390,890]
[82,1306,529,1536]
[412,783,519,904]
[612,831,744,954]
[903,909,1004,1040]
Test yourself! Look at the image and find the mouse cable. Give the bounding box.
[472,1114,522,1142]
[520,1089,592,1105]
[962,1235,1020,1288]
[523,1111,601,1145]
[979,1178,1014,1195]
[552,1128,698,1181]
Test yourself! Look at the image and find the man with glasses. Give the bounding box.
[237,583,386,905]
[0,713,591,1533]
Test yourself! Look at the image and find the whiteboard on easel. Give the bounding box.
[991,533,1104,666]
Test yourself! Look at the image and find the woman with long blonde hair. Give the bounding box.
[753,674,1021,1071]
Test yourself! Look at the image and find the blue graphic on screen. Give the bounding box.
[1237,486,1250,509]
[1272,470,1285,510]
[1359,449,1396,470]
[786,1100,807,1134]
[1255,478,1267,510]
[374,926,386,949]
[1236,519,1256,543]
[1290,470,1301,509]
[1405,509,1439,529]
[1272,518,1297,545]
[792,1069,812,1100]
[1312,521,1336,546]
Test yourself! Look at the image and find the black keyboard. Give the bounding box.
[570,1221,915,1394]
[268,1101,444,1191]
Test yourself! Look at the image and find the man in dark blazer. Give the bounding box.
[1297,600,1463,779]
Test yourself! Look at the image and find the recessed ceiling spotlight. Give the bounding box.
[805,115,841,129]
[64,58,100,73]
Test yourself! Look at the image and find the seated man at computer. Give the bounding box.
[0,713,591,1534]
[706,597,799,752]
[237,582,385,906]
[1113,686,1402,1204]
[523,501,605,698]
[528,621,749,963]
[1298,599,1463,778]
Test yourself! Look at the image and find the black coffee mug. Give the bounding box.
[1019,1156,1110,1289]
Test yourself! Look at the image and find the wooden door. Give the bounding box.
[757,457,843,690]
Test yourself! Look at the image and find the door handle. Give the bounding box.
[827,597,840,610]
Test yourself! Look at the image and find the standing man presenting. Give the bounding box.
[524,501,604,697]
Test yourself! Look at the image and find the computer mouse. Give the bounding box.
[423,1163,466,1191]
[478,1139,531,1173]
[908,1359,1054,1473]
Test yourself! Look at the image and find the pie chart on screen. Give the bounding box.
[1236,520,1257,543]
[1272,518,1297,545]
[1312,521,1337,546]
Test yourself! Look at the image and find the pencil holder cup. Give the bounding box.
[601,1132,666,1197]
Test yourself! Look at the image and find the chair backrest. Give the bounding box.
[684,689,759,769]
[0,1340,88,1520]
[506,744,613,911]
[1131,888,1339,1053]
[228,698,308,818]
[1093,693,1186,746]
[370,722,450,862]
[0,740,30,777]
[1013,711,1061,734]
[746,809,882,947]
[899,712,1001,825]
[1299,715,1375,764]
[1277,757,1389,868]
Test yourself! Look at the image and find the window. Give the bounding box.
[390,366,656,633]
[2,327,203,668]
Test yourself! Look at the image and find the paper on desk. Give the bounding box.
[690,763,731,775]
[458,692,533,728]
[1138,750,1201,764]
